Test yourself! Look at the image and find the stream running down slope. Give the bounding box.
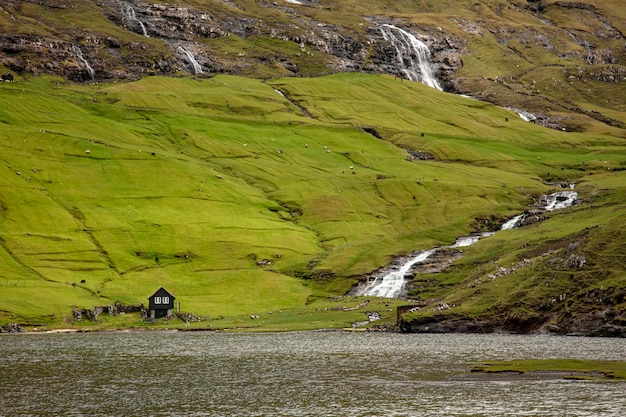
[353,190,578,298]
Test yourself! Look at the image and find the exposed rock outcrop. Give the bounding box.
[399,309,626,337]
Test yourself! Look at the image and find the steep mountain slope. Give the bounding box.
[0,0,624,333]
[2,0,625,131]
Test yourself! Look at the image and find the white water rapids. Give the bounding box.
[356,190,578,298]
[542,190,578,211]
[500,214,525,230]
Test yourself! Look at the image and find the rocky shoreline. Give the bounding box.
[398,308,626,338]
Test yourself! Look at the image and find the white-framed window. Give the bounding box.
[154,296,161,304]
[162,296,169,304]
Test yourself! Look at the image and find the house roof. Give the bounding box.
[148,287,175,300]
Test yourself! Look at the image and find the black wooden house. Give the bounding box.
[148,287,175,319]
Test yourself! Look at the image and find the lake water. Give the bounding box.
[1,331,624,416]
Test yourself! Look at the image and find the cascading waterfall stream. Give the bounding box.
[380,24,443,90]
[72,45,95,80]
[506,106,540,122]
[358,250,437,299]
[500,214,525,230]
[370,25,540,123]
[378,25,542,124]
[123,4,148,37]
[356,190,578,298]
[542,190,578,211]
[178,46,203,74]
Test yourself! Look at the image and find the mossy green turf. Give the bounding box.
[472,359,626,380]
[0,72,624,330]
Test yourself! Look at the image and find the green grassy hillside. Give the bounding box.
[1,72,624,331]
[1,0,625,332]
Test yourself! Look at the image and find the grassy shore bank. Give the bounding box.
[471,359,626,380]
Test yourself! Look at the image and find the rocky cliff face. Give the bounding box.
[0,1,462,81]
[0,2,619,82]
[3,1,624,132]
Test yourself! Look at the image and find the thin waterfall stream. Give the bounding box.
[354,190,578,298]
[123,3,148,37]
[178,46,203,74]
[72,45,95,80]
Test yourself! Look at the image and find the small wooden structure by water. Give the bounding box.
[148,287,175,319]
[397,304,420,324]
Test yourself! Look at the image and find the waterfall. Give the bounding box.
[178,46,203,75]
[356,249,436,298]
[501,214,525,230]
[451,233,493,247]
[380,24,442,90]
[355,189,578,299]
[508,107,538,122]
[72,46,95,80]
[123,4,148,37]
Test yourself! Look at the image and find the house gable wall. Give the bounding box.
[148,287,175,311]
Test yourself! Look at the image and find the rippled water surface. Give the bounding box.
[1,332,624,416]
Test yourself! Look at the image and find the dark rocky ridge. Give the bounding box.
[398,291,626,338]
[2,1,623,77]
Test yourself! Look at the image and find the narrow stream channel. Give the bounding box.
[354,190,578,298]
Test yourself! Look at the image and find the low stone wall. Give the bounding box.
[0,323,23,333]
[73,303,145,322]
